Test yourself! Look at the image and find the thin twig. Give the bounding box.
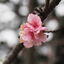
[45,28,64,33]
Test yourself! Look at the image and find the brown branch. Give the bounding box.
[33,0,61,21]
[41,0,61,21]
[44,0,50,11]
[3,43,24,64]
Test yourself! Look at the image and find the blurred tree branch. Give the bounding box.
[3,43,24,64]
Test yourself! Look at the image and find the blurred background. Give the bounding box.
[0,0,64,64]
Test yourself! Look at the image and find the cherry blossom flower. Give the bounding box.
[19,13,47,48]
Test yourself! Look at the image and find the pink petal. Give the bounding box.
[27,14,42,28]
[34,42,42,46]
[24,23,34,31]
[21,33,32,41]
[34,27,47,34]
[40,34,47,42]
[22,28,35,41]
[35,33,47,42]
[23,41,33,48]
[41,27,48,31]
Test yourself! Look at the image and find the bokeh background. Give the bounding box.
[0,0,64,64]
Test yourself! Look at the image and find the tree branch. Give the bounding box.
[33,0,61,21]
[3,43,24,64]
[41,0,61,21]
[44,0,50,11]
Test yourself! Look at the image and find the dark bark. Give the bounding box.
[3,43,24,64]
[41,0,61,21]
[33,0,61,21]
[44,0,50,11]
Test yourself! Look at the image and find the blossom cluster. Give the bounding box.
[19,14,47,48]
